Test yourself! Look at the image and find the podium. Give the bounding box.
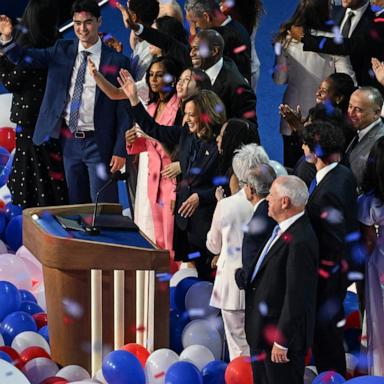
[23,204,169,373]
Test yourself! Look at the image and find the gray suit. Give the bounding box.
[349,119,384,187]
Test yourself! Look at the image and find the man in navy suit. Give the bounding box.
[0,0,131,204]
[302,121,359,375]
[245,175,318,384]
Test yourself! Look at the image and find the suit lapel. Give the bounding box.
[63,42,78,92]
[95,44,109,105]
[351,122,382,159]
[308,164,339,203]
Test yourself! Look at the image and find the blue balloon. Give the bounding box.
[0,281,21,321]
[0,311,37,345]
[102,350,145,384]
[165,361,203,384]
[343,291,359,317]
[20,301,44,315]
[175,277,200,312]
[313,371,346,384]
[38,325,49,344]
[4,203,22,222]
[170,286,176,311]
[0,146,10,168]
[5,215,22,252]
[170,309,190,353]
[346,376,384,383]
[0,351,12,363]
[0,212,6,235]
[202,360,227,384]
[19,289,37,303]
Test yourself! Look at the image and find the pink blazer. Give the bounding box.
[127,94,180,204]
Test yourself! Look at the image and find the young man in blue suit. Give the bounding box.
[0,0,131,204]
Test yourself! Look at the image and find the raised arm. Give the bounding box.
[88,58,126,100]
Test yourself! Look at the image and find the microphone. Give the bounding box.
[84,171,128,235]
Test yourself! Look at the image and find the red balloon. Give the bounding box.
[225,355,253,384]
[20,346,51,364]
[40,377,69,384]
[0,346,23,369]
[120,343,150,368]
[33,312,48,329]
[0,127,15,153]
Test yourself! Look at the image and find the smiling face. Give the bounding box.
[348,89,381,131]
[315,79,334,104]
[183,100,200,134]
[73,12,101,48]
[148,61,166,94]
[190,36,202,68]
[176,69,198,100]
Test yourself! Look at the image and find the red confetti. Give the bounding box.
[136,324,146,333]
[242,110,256,119]
[236,87,244,95]
[154,371,165,379]
[374,17,384,23]
[63,315,74,325]
[233,45,247,54]
[321,259,335,266]
[108,0,118,7]
[101,64,118,75]
[200,112,211,124]
[318,268,330,279]
[263,324,286,346]
[49,152,63,162]
[49,171,65,181]
[282,232,292,243]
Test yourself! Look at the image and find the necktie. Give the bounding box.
[341,11,354,38]
[343,132,359,166]
[251,225,281,282]
[68,51,91,133]
[308,178,318,195]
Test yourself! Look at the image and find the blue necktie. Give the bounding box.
[251,224,281,281]
[68,51,91,133]
[308,178,317,195]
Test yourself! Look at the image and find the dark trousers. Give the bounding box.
[250,348,305,384]
[61,135,118,204]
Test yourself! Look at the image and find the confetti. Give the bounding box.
[331,26,343,44]
[319,37,326,50]
[96,163,108,181]
[62,298,84,319]
[258,302,268,316]
[108,0,118,7]
[187,251,201,260]
[101,64,118,75]
[212,175,228,186]
[233,45,247,54]
[347,271,364,281]
[274,42,282,56]
[198,42,210,58]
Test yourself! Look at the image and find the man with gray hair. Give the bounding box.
[344,86,384,187]
[206,152,274,360]
[185,0,251,81]
[190,29,257,126]
[245,176,319,384]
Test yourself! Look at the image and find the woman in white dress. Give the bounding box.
[273,0,356,167]
[206,143,271,360]
[358,136,384,376]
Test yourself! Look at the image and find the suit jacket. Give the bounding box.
[245,214,319,351]
[5,39,131,164]
[306,164,359,311]
[212,58,258,130]
[235,199,276,289]
[302,5,383,91]
[130,102,218,249]
[349,120,384,187]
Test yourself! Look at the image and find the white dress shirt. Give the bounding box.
[64,38,102,132]
[339,1,369,38]
[205,57,223,86]
[315,162,338,185]
[358,118,382,142]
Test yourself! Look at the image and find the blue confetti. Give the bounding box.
[319,37,327,50]
[345,231,361,242]
[190,167,201,175]
[156,272,172,282]
[314,144,324,157]
[187,251,201,260]
[212,176,229,186]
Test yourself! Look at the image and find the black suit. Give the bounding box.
[302,5,384,92]
[235,199,276,289]
[245,214,319,384]
[212,58,258,134]
[306,163,359,375]
[130,102,218,280]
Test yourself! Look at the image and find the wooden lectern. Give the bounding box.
[23,204,169,373]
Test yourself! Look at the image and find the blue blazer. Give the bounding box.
[5,39,131,163]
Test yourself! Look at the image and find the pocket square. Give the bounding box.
[205,150,210,156]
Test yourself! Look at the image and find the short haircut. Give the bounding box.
[71,0,100,18]
[184,0,220,17]
[275,175,309,208]
[301,121,345,161]
[246,163,276,198]
[232,143,270,183]
[356,86,384,111]
[197,29,224,57]
[129,0,159,25]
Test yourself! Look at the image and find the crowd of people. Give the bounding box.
[1,0,384,383]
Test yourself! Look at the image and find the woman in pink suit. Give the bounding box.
[127,56,182,255]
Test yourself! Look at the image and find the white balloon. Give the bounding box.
[346,352,359,372]
[170,268,198,288]
[182,319,222,360]
[57,365,91,381]
[185,281,219,320]
[12,331,51,355]
[0,359,30,384]
[180,345,215,370]
[0,253,32,290]
[22,357,58,384]
[269,160,288,177]
[145,348,179,384]
[32,282,46,311]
